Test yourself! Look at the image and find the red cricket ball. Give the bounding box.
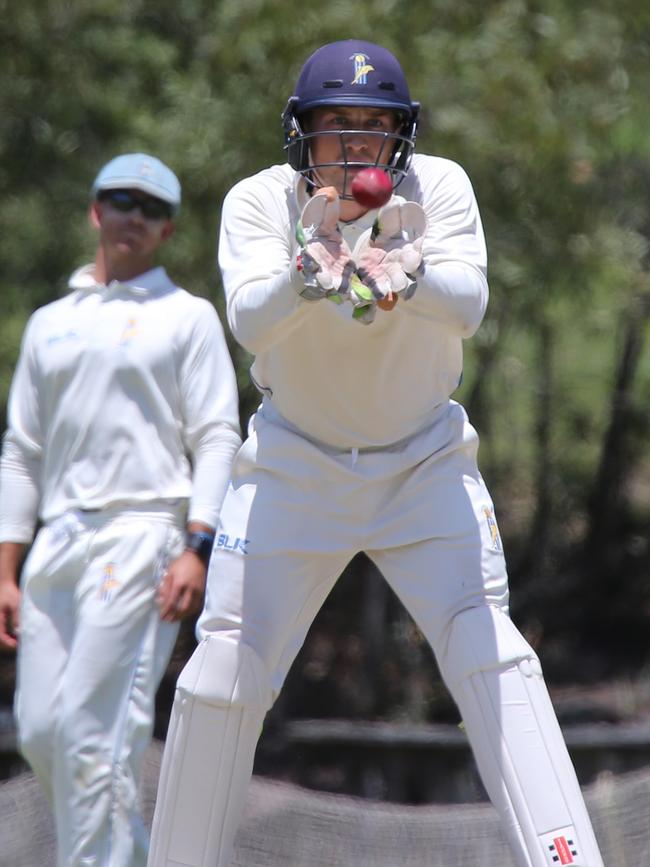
[350,168,393,209]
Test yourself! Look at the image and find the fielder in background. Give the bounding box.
[0,153,241,867]
[148,41,604,867]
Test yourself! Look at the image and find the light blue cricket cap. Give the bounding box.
[91,153,181,214]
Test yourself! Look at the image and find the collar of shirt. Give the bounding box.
[68,264,175,297]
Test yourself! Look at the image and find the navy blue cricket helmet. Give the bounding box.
[282,40,420,194]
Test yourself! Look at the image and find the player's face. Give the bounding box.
[306,106,400,198]
[90,189,174,264]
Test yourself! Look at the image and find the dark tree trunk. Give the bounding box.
[515,316,554,582]
[585,297,649,571]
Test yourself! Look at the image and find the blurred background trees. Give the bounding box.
[1,0,649,725]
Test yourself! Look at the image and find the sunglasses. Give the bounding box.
[97,189,172,220]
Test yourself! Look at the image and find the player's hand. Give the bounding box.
[0,580,21,651]
[157,551,207,623]
[353,201,427,310]
[296,188,356,299]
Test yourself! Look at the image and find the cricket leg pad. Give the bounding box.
[147,635,272,867]
[438,605,604,867]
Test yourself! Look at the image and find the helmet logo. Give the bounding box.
[350,53,374,85]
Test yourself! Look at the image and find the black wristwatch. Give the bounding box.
[184,530,215,567]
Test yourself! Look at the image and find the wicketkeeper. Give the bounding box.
[147,41,604,867]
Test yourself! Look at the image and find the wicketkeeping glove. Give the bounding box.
[295,193,356,301]
[353,201,427,310]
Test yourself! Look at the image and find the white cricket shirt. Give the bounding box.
[0,266,241,542]
[218,153,489,449]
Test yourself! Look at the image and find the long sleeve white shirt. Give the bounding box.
[0,265,241,542]
[218,153,489,449]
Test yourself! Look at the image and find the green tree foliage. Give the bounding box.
[1,0,649,688]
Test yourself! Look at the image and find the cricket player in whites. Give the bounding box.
[148,41,604,867]
[0,153,241,866]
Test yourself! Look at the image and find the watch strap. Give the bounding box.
[184,530,215,567]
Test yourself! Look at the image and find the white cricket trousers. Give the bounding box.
[15,505,184,867]
[149,400,603,867]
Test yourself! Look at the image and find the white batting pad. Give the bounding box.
[147,636,271,867]
[439,606,604,867]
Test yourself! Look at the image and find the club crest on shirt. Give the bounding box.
[350,53,374,85]
[99,563,120,601]
[119,317,139,345]
[482,506,502,552]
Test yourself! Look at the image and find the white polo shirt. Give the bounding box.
[0,265,241,541]
[218,153,489,449]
